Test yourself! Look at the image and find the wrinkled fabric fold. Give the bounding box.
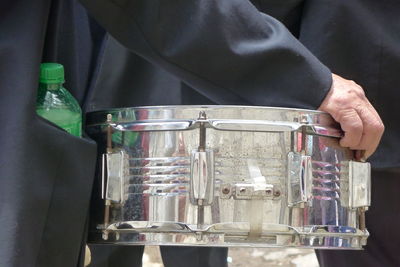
[80,0,332,110]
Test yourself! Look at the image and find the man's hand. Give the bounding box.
[319,74,384,160]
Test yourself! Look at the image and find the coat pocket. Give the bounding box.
[34,117,97,267]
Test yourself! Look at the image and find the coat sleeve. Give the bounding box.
[79,0,331,109]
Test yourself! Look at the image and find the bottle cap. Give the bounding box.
[39,63,65,84]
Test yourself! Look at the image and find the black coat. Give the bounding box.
[85,0,400,168]
[1,0,398,266]
[0,1,99,267]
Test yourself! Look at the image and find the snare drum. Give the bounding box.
[86,105,371,249]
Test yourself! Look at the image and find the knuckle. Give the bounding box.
[370,121,385,134]
[355,88,366,98]
[335,110,361,127]
[333,90,364,106]
[380,123,385,133]
[349,122,363,132]
[348,86,365,99]
[376,122,385,132]
[350,80,362,89]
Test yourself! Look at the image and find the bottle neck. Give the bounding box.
[39,82,63,91]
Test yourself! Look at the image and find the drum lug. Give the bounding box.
[102,150,128,203]
[190,149,215,205]
[340,161,371,209]
[287,152,313,207]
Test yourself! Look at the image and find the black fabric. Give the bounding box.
[79,0,332,110]
[85,36,183,111]
[88,245,144,267]
[0,1,99,266]
[316,169,400,266]
[256,0,306,37]
[85,35,217,111]
[42,0,106,106]
[86,245,228,267]
[160,246,228,267]
[85,37,217,113]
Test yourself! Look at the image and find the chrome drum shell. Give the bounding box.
[86,106,370,249]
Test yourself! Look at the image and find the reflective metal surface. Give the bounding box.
[86,105,370,249]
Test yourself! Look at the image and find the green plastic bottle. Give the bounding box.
[36,63,82,137]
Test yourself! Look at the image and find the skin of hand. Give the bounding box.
[318,74,384,161]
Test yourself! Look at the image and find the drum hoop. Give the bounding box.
[86,105,342,138]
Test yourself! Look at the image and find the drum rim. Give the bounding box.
[86,105,326,115]
[85,105,340,138]
[86,105,328,126]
